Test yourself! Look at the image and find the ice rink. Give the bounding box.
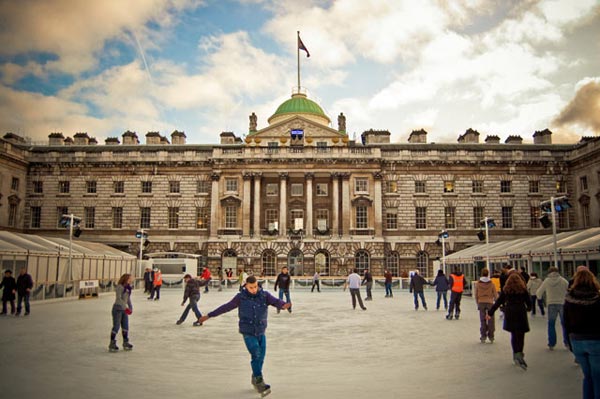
[0,285,582,399]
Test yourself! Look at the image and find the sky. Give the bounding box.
[0,0,599,145]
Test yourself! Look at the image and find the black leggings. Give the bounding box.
[510,331,525,353]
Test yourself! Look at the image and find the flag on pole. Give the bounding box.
[298,34,310,58]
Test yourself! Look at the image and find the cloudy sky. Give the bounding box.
[1,0,599,145]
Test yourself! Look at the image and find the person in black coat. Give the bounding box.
[274,266,292,314]
[0,269,17,315]
[431,269,449,310]
[16,268,34,316]
[143,267,154,294]
[487,273,532,369]
[409,270,428,310]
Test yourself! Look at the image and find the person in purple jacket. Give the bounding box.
[199,275,290,397]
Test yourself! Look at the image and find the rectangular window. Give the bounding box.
[385,181,397,193]
[291,183,303,197]
[316,183,328,196]
[582,204,590,228]
[502,206,513,228]
[59,181,70,194]
[415,207,427,229]
[84,207,95,228]
[168,207,179,229]
[113,181,124,194]
[316,142,328,152]
[500,180,512,193]
[86,181,97,194]
[530,206,540,228]
[355,206,367,229]
[580,176,588,191]
[140,207,151,229]
[57,207,68,227]
[472,180,483,193]
[528,180,539,193]
[196,207,210,229]
[266,183,278,196]
[169,181,180,194]
[290,209,304,230]
[11,177,19,191]
[556,179,566,193]
[316,209,328,230]
[445,206,456,229]
[33,181,43,194]
[385,209,398,230]
[225,178,238,192]
[8,203,17,227]
[267,142,279,153]
[265,209,278,232]
[415,181,426,193]
[112,207,123,229]
[225,206,237,228]
[196,180,210,194]
[473,207,484,229]
[31,206,41,228]
[141,181,152,193]
[355,178,368,193]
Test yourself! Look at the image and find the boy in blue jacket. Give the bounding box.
[199,275,290,397]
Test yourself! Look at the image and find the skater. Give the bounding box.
[239,269,248,291]
[446,268,466,320]
[564,268,600,399]
[15,268,33,316]
[475,268,497,343]
[274,266,292,313]
[176,274,206,326]
[526,272,545,316]
[201,267,212,293]
[362,269,373,301]
[431,269,449,310]
[0,269,17,315]
[536,266,569,350]
[486,273,532,369]
[199,275,290,397]
[143,267,153,294]
[384,269,393,298]
[409,270,428,310]
[108,273,134,352]
[344,268,367,310]
[148,268,162,300]
[311,271,320,292]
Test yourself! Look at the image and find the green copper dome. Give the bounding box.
[268,93,330,125]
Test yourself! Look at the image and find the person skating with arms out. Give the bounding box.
[199,275,290,397]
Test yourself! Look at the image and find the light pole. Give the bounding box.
[61,214,81,297]
[479,217,496,270]
[136,229,148,280]
[540,196,571,270]
[438,230,449,275]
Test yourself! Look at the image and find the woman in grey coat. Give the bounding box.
[109,273,134,352]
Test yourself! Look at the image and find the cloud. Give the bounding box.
[552,78,600,135]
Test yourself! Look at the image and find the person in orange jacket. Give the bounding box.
[446,268,467,320]
[148,268,163,300]
[201,267,212,293]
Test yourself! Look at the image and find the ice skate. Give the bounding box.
[446,314,453,320]
[108,340,119,352]
[514,352,527,370]
[123,340,133,351]
[255,377,271,397]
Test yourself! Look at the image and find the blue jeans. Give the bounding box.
[111,305,129,336]
[385,282,392,296]
[436,291,448,309]
[413,291,427,308]
[243,334,266,378]
[278,289,291,310]
[530,295,545,315]
[547,304,567,347]
[571,339,600,399]
[179,295,202,321]
[16,293,30,314]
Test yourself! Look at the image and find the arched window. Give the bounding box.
[314,251,330,276]
[385,251,400,276]
[288,249,303,276]
[221,249,237,276]
[355,250,370,272]
[262,250,277,276]
[416,251,428,276]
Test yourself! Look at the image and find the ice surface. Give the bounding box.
[0,286,581,399]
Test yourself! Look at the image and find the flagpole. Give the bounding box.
[297,31,301,92]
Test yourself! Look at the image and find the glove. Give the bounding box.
[125,308,132,315]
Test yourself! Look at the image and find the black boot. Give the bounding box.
[123,340,133,351]
[108,340,119,352]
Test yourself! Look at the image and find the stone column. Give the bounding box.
[242,172,252,236]
[253,173,262,235]
[341,173,351,236]
[373,172,383,236]
[331,173,340,236]
[279,173,288,236]
[305,173,314,237]
[210,172,220,238]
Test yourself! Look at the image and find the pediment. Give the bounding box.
[249,115,345,142]
[220,194,241,204]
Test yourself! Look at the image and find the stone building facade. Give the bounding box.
[1,92,599,278]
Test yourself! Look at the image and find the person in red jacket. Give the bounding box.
[201,267,212,293]
[446,269,466,320]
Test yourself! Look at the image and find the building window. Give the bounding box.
[316,209,328,231]
[580,176,588,191]
[169,181,180,194]
[316,142,328,152]
[355,250,370,271]
[262,250,277,276]
[416,251,428,275]
[445,206,456,229]
[355,178,368,193]
[266,183,278,196]
[33,181,43,194]
[529,180,539,193]
[196,180,210,194]
[196,207,209,229]
[385,181,397,193]
[141,181,152,193]
[472,180,483,193]
[225,178,238,192]
[291,183,303,197]
[530,206,541,228]
[59,181,70,194]
[86,181,97,194]
[113,181,124,194]
[57,207,68,227]
[168,207,179,229]
[290,209,304,230]
[582,204,590,228]
[386,251,400,276]
[356,206,368,229]
[265,209,278,229]
[315,251,330,275]
[316,183,328,196]
[31,206,41,228]
[11,177,19,191]
[500,180,512,193]
[140,207,151,229]
[473,207,484,229]
[443,180,455,193]
[556,179,566,193]
[225,205,237,228]
[267,142,279,153]
[385,209,398,230]
[112,207,123,229]
[502,206,513,228]
[84,207,95,228]
[415,181,426,193]
[8,203,17,227]
[416,207,427,229]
